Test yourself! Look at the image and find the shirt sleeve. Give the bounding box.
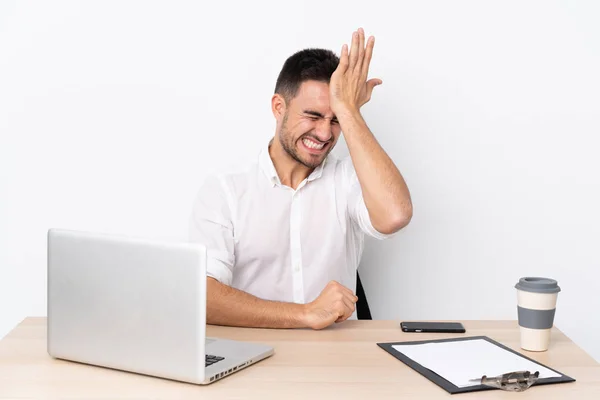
[343,157,399,240]
[188,174,236,286]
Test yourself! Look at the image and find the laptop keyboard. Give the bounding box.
[205,354,225,367]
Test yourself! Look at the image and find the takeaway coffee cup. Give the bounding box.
[515,277,561,351]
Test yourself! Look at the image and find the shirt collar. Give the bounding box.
[259,139,327,187]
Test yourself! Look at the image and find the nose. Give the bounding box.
[314,119,333,142]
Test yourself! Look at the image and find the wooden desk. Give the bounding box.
[1,318,598,399]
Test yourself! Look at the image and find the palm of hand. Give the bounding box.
[329,28,382,115]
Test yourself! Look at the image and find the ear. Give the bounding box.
[271,93,287,119]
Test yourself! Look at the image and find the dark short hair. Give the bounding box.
[274,48,340,103]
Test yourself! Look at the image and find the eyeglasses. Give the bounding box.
[469,370,540,392]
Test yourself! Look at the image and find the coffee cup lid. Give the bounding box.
[515,277,561,294]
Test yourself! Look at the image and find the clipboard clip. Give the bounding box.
[469,370,540,392]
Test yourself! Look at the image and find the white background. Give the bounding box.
[1,1,599,362]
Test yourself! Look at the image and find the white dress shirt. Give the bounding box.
[189,142,396,310]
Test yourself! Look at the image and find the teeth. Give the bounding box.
[302,138,324,150]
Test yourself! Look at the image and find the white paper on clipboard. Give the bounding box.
[392,339,561,388]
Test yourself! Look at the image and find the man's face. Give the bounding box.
[277,80,342,169]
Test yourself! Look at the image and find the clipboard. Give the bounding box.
[377,336,575,394]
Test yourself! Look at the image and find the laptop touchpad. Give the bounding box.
[206,338,216,345]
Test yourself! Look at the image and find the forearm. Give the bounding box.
[206,277,307,328]
[339,109,413,233]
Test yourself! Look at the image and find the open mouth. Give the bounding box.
[300,137,328,154]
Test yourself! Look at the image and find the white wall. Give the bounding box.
[1,1,599,362]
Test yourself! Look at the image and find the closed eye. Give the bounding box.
[302,110,339,125]
[304,115,339,125]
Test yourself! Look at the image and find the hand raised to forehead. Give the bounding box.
[329,28,382,115]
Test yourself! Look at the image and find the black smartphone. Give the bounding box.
[400,321,466,333]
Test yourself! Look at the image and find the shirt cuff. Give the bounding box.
[355,195,399,240]
[206,249,234,286]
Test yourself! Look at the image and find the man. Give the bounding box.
[190,28,412,330]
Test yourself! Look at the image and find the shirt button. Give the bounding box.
[294,264,300,272]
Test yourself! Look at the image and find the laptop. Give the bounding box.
[47,228,274,384]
